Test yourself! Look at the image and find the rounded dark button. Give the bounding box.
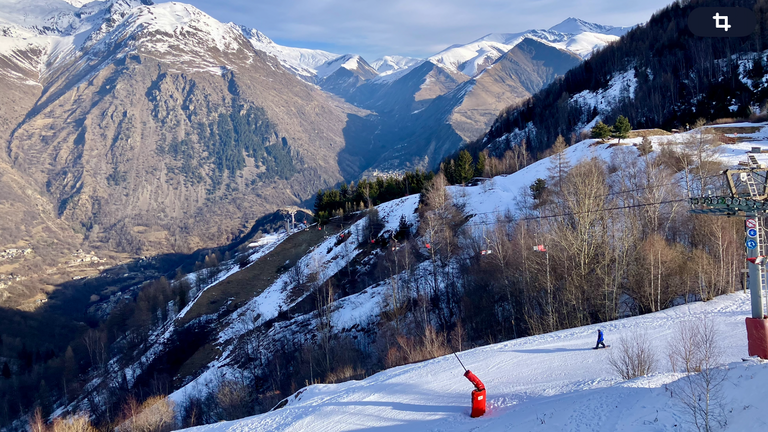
[688,7,757,37]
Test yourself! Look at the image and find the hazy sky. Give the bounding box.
[177,0,676,61]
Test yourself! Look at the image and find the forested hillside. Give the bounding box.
[483,0,768,156]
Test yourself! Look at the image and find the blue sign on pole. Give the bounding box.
[748,228,758,237]
[747,239,758,249]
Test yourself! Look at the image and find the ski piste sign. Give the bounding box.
[747,219,758,229]
[747,239,758,249]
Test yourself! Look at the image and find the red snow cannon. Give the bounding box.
[464,370,486,418]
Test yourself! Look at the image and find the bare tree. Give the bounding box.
[608,332,656,380]
[669,318,727,432]
[316,280,334,374]
[52,414,96,432]
[29,407,46,432]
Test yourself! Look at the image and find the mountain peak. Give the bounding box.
[549,17,631,37]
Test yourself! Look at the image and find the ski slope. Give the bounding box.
[181,292,767,432]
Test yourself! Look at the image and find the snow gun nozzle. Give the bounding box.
[464,370,485,392]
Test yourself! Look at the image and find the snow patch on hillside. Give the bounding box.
[571,69,637,114]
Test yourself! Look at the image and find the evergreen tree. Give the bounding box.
[1,362,10,379]
[638,136,653,156]
[456,150,475,184]
[396,214,411,240]
[591,121,611,141]
[475,152,486,177]
[447,160,457,184]
[530,178,547,201]
[612,115,632,143]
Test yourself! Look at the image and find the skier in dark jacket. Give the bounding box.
[594,329,606,349]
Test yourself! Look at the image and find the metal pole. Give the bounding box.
[747,214,765,319]
[547,249,553,331]
[453,352,467,372]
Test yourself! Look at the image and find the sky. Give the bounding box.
[178,0,676,61]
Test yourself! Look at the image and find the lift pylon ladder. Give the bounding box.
[689,155,768,358]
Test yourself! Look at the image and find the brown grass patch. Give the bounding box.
[703,126,761,135]
[628,129,672,138]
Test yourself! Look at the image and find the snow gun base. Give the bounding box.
[470,389,486,418]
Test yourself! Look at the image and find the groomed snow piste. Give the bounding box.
[181,292,766,432]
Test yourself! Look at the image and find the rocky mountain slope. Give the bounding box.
[0,0,364,308]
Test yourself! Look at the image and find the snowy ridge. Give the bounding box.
[236,24,340,78]
[428,17,626,77]
[549,17,632,37]
[314,53,374,79]
[88,2,249,62]
[370,55,422,75]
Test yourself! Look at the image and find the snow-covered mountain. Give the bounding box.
[370,55,422,76]
[0,0,257,82]
[549,17,632,36]
[314,53,377,80]
[236,25,341,79]
[429,17,628,76]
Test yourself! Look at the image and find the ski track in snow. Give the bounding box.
[180,292,766,432]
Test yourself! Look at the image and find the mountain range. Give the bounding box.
[0,0,631,309]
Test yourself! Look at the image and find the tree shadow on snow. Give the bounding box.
[509,347,595,354]
[324,401,461,414]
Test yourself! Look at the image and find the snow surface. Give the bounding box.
[181,292,765,432]
[551,31,619,59]
[571,69,637,117]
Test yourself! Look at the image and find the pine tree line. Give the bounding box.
[313,171,435,222]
